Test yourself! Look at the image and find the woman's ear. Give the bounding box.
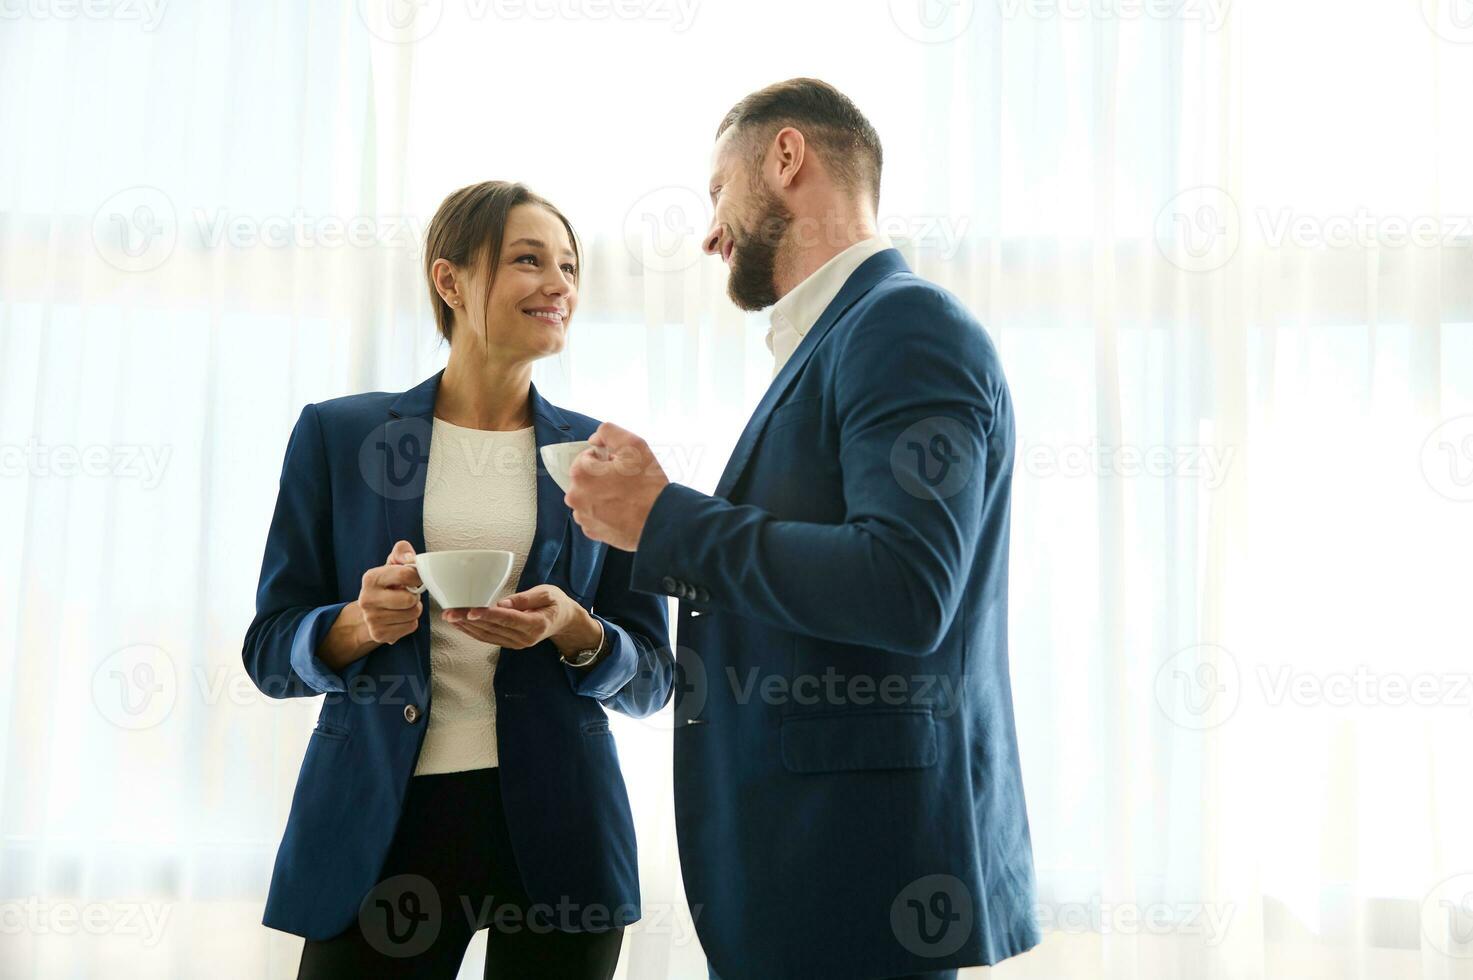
[430,257,460,308]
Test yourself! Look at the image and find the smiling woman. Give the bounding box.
[239,179,674,979]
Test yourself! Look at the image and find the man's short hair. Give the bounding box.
[716,78,883,206]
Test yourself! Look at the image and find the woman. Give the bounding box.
[242,181,674,978]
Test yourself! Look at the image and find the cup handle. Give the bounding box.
[402,557,427,594]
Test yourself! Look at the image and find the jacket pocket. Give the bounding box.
[780,708,937,774]
[765,396,824,433]
[311,720,351,742]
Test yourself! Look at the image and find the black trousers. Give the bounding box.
[297,766,623,980]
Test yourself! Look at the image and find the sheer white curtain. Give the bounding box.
[3,0,1472,977]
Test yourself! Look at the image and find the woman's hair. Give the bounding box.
[423,181,581,345]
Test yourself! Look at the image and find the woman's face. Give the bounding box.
[450,203,579,360]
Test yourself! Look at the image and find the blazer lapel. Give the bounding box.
[516,382,576,593]
[713,248,911,500]
[379,370,442,679]
[381,370,442,558]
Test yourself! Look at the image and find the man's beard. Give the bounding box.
[726,181,792,312]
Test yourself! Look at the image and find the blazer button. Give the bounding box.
[662,576,678,594]
[404,704,420,724]
[695,588,710,603]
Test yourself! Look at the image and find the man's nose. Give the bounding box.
[702,220,722,255]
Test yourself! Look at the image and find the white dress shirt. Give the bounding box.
[765,234,893,376]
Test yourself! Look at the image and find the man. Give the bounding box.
[566,78,1041,980]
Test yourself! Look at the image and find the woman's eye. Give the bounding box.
[561,264,577,276]
[514,254,538,266]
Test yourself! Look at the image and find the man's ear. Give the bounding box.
[771,126,806,189]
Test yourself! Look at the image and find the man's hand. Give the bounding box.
[565,422,669,552]
[442,584,602,658]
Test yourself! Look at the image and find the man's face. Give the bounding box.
[702,128,792,311]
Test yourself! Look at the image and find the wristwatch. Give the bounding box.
[560,619,607,669]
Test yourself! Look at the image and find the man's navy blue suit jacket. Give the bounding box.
[630,248,1042,979]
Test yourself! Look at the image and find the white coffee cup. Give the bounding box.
[405,549,515,609]
[540,440,610,493]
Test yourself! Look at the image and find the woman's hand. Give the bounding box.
[356,540,424,646]
[442,584,603,657]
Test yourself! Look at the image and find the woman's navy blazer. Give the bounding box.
[242,370,674,940]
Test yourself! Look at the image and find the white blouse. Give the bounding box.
[411,418,538,776]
